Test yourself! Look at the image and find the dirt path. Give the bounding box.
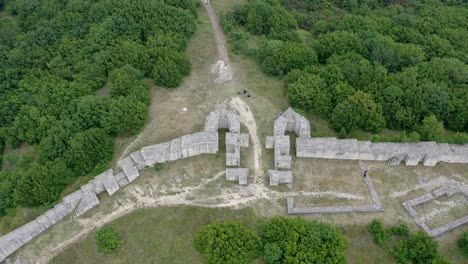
[229,97,263,181]
[28,171,261,264]
[204,2,233,83]
[26,166,370,264]
[203,2,229,64]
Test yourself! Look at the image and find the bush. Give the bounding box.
[394,231,440,264]
[389,223,409,237]
[451,132,468,144]
[194,222,262,264]
[369,219,390,246]
[96,227,123,254]
[369,220,450,263]
[417,115,444,142]
[262,217,347,263]
[264,243,282,264]
[458,231,468,257]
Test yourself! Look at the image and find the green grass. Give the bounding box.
[51,206,265,264]
[50,206,398,264]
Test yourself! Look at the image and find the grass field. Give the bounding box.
[51,206,395,264]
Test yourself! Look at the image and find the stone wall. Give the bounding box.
[0,169,118,262]
[0,104,248,263]
[297,138,468,166]
[266,108,310,187]
[402,184,468,237]
[287,162,384,214]
[266,108,468,167]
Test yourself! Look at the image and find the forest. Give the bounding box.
[0,0,196,217]
[222,0,468,141]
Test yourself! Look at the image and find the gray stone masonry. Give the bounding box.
[226,132,249,167]
[226,168,249,185]
[118,156,140,182]
[94,169,119,196]
[277,107,468,166]
[267,108,310,186]
[402,184,468,237]
[268,170,292,186]
[297,138,468,166]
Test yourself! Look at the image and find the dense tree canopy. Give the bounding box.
[223,0,468,138]
[0,0,196,214]
[262,217,347,264]
[194,222,262,264]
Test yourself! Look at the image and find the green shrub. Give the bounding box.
[394,231,441,264]
[458,231,468,257]
[264,243,282,264]
[369,219,390,246]
[408,131,421,142]
[451,132,468,144]
[262,217,347,263]
[389,223,409,237]
[154,164,162,172]
[194,222,262,264]
[96,227,123,254]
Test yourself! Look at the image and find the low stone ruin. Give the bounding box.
[226,168,249,185]
[402,183,468,237]
[266,108,311,187]
[287,161,384,214]
[268,170,292,187]
[204,105,250,184]
[0,104,249,262]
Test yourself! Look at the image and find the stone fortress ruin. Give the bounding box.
[266,107,468,187]
[266,108,467,236]
[0,105,467,262]
[0,104,249,262]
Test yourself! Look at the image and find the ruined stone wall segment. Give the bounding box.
[141,142,171,163]
[118,156,139,182]
[274,116,287,136]
[265,136,274,149]
[296,137,468,166]
[268,170,292,186]
[239,133,249,148]
[75,192,100,218]
[429,215,468,237]
[94,169,119,196]
[130,150,146,170]
[447,144,468,163]
[296,137,339,159]
[62,189,83,208]
[225,168,249,185]
[288,203,383,214]
[365,176,382,205]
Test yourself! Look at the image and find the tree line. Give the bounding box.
[194,216,347,264]
[222,0,468,141]
[194,217,455,263]
[0,0,197,216]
